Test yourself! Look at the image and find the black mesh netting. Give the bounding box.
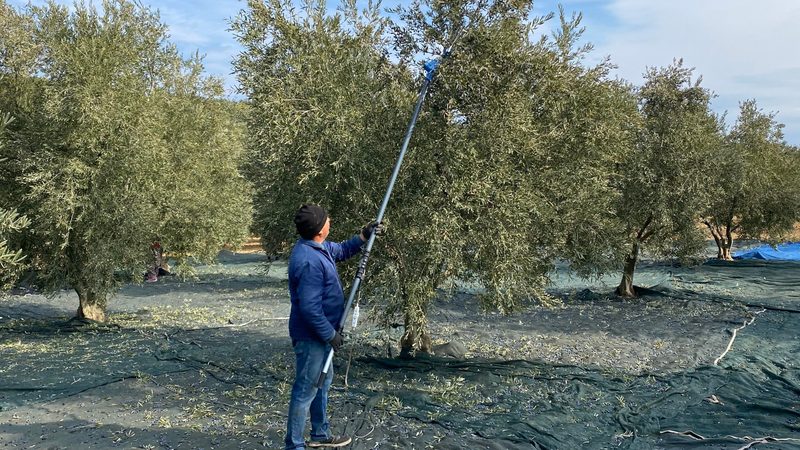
[0,255,798,449]
[329,259,800,449]
[347,307,799,449]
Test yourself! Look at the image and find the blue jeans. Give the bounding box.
[285,339,334,450]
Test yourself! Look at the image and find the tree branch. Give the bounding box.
[636,215,654,241]
[640,223,661,242]
[726,196,738,231]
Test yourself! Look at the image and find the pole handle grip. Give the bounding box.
[317,350,334,387]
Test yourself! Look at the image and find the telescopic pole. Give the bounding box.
[316,57,444,387]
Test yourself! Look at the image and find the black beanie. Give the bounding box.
[294,204,328,239]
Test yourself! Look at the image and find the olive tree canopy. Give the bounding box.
[0,0,251,320]
[0,113,29,293]
[235,0,641,352]
[703,100,800,259]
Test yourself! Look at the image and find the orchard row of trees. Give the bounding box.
[233,0,800,351]
[0,0,798,354]
[0,0,251,319]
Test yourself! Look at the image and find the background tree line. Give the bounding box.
[0,0,798,355]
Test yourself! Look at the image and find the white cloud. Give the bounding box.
[595,0,800,144]
[151,1,244,95]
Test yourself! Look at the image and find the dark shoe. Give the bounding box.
[308,435,352,448]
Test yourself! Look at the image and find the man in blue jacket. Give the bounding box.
[285,204,381,449]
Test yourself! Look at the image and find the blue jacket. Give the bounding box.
[288,235,364,343]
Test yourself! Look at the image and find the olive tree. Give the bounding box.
[0,0,251,320]
[378,0,558,352]
[702,100,799,259]
[615,60,723,297]
[235,0,641,353]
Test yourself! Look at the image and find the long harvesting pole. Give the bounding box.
[317,57,444,387]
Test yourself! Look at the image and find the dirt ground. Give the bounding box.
[1,249,798,449]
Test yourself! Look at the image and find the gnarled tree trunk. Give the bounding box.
[617,216,656,298]
[704,220,735,261]
[75,287,107,322]
[616,241,639,298]
[68,242,108,322]
[705,197,739,261]
[719,244,732,261]
[400,311,431,358]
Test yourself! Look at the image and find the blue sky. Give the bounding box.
[7,0,800,145]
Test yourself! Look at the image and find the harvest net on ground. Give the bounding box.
[0,252,798,449]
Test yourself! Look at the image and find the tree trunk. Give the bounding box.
[66,242,107,322]
[704,220,734,261]
[706,197,739,261]
[616,241,639,298]
[714,236,734,260]
[720,244,733,261]
[711,232,724,259]
[721,224,734,261]
[400,312,431,358]
[76,287,107,322]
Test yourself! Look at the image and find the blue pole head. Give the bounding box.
[423,59,440,81]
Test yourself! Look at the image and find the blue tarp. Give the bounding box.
[733,242,800,260]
